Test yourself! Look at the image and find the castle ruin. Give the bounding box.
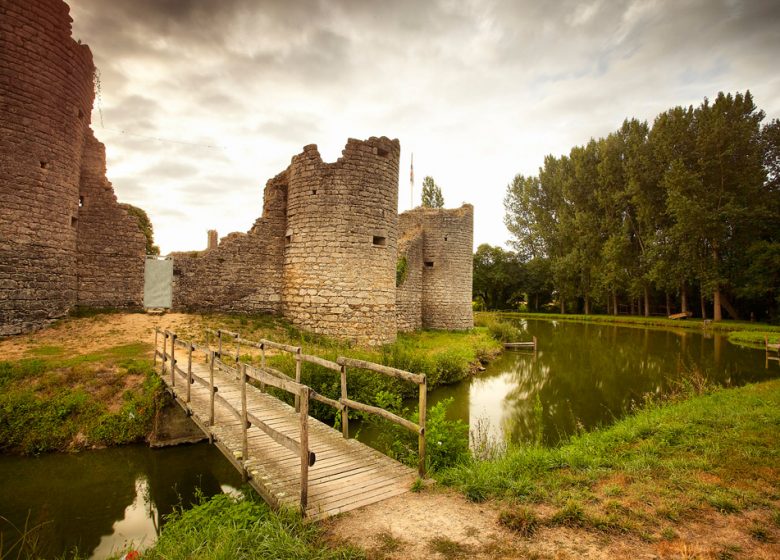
[0,0,474,344]
[0,0,146,336]
[172,138,474,345]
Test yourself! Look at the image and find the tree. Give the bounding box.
[120,203,160,255]
[472,244,524,310]
[421,176,444,208]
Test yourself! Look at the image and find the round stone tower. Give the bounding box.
[282,137,400,345]
[0,0,96,335]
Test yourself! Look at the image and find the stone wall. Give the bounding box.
[282,138,400,345]
[76,132,146,308]
[0,0,146,335]
[398,205,474,330]
[395,226,423,332]
[171,172,287,313]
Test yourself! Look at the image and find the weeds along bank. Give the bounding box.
[499,311,780,349]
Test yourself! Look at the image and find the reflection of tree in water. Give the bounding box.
[496,320,770,446]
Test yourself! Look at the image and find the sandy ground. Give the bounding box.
[4,313,779,558]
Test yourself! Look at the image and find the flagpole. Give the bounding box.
[410,153,414,209]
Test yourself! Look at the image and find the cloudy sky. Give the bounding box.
[67,0,780,254]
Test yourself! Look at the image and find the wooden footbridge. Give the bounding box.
[153,328,426,519]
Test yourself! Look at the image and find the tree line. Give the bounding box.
[483,91,779,321]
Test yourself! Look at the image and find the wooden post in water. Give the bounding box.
[186,343,193,403]
[299,386,310,513]
[533,336,538,359]
[241,364,249,478]
[418,375,427,477]
[170,333,177,388]
[340,364,349,438]
[209,351,215,426]
[294,348,302,412]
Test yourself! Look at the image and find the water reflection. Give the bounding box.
[0,444,242,559]
[428,320,774,447]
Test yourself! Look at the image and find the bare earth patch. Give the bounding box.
[0,312,199,360]
[325,488,780,559]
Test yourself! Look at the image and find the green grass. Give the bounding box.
[139,492,362,560]
[438,379,780,539]
[0,343,161,454]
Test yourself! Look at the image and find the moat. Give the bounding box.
[1,319,776,558]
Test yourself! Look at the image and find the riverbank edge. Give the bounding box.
[494,311,780,349]
[135,378,780,559]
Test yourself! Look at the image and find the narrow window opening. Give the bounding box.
[312,189,317,195]
[78,196,84,208]
[285,234,292,246]
[425,260,434,268]
[377,147,389,157]
[71,216,77,227]
[444,235,448,241]
[40,161,48,169]
[372,236,387,247]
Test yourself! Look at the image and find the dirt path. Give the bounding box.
[325,487,780,559]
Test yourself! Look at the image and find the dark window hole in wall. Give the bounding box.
[312,189,317,195]
[372,236,387,247]
[71,216,77,228]
[79,196,84,208]
[425,260,434,268]
[377,147,389,158]
[40,161,48,169]
[444,235,448,241]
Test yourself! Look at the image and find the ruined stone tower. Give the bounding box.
[282,139,400,344]
[0,0,147,335]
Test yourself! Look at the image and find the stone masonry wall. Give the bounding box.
[1,0,147,335]
[282,138,400,345]
[171,172,287,313]
[76,132,146,308]
[395,226,423,332]
[1,0,95,335]
[399,205,474,330]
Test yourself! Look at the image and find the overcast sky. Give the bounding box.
[68,0,780,254]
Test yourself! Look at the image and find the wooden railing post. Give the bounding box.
[241,364,249,477]
[235,333,241,365]
[186,343,193,403]
[170,333,177,388]
[153,329,159,366]
[259,342,266,392]
[217,330,222,360]
[294,348,302,412]
[209,351,216,426]
[340,363,349,438]
[418,375,427,477]
[161,332,168,376]
[299,386,310,513]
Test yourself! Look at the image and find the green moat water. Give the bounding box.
[1,319,776,558]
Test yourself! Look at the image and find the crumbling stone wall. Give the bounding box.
[395,226,423,332]
[282,138,400,345]
[398,205,474,330]
[76,132,146,308]
[0,0,146,335]
[171,172,287,313]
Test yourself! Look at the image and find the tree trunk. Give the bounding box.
[612,292,618,316]
[713,287,722,322]
[584,294,590,315]
[534,293,539,312]
[681,282,688,314]
[665,292,671,316]
[700,292,707,320]
[720,293,740,320]
[630,299,635,316]
[643,286,650,317]
[560,296,565,314]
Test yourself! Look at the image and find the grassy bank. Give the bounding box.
[500,311,780,349]
[438,379,780,542]
[0,343,161,454]
[136,493,362,560]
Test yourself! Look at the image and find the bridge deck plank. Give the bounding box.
[160,359,416,518]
